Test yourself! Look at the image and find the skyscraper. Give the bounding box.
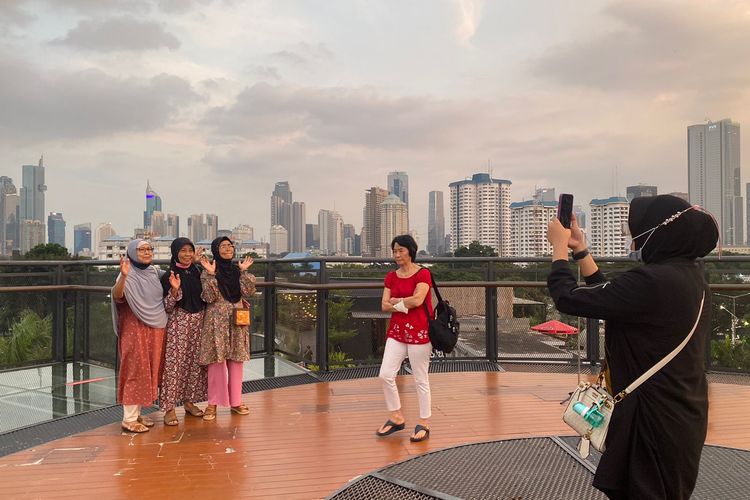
[379,195,408,257]
[188,214,218,242]
[306,223,320,249]
[589,197,629,257]
[74,223,92,256]
[95,223,117,253]
[20,156,46,223]
[144,180,162,229]
[343,224,356,256]
[20,220,45,253]
[387,171,409,207]
[47,212,65,247]
[533,187,556,203]
[362,187,388,257]
[510,200,557,257]
[291,201,307,252]
[688,119,742,246]
[270,225,289,254]
[271,181,292,247]
[449,173,512,255]
[0,176,19,255]
[166,213,179,238]
[318,209,344,255]
[427,191,445,255]
[626,184,658,201]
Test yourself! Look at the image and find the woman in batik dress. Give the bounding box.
[160,237,208,426]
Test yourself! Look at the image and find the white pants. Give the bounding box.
[122,404,141,423]
[379,338,432,419]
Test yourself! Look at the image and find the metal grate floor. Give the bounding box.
[329,438,750,500]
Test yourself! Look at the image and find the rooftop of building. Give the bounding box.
[449,172,512,187]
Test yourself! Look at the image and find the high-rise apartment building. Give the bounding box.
[20,220,45,253]
[688,119,742,246]
[270,225,289,255]
[143,181,162,230]
[449,173,512,255]
[47,212,65,247]
[188,214,218,243]
[74,223,92,256]
[20,156,46,224]
[379,195,408,257]
[291,201,306,252]
[318,209,344,255]
[589,197,629,257]
[232,224,254,242]
[0,176,19,255]
[427,191,445,255]
[95,223,117,254]
[509,200,557,257]
[362,187,388,257]
[626,184,657,201]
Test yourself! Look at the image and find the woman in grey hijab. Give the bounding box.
[112,239,168,433]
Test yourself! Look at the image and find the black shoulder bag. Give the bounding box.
[420,267,460,353]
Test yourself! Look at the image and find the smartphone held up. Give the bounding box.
[557,194,574,229]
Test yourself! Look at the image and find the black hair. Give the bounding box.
[391,234,418,262]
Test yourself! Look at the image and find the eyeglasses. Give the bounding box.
[218,243,234,249]
[137,247,154,253]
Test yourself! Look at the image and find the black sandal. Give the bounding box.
[410,424,430,442]
[375,419,405,437]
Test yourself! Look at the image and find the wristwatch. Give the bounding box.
[572,248,589,261]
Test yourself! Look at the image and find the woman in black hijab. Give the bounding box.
[198,236,256,421]
[159,238,208,426]
[547,195,718,500]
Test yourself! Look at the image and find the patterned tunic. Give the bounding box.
[116,299,166,406]
[199,271,256,365]
[160,289,208,411]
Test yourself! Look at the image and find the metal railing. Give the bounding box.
[0,256,748,374]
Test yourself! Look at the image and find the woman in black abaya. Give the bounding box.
[546,195,718,500]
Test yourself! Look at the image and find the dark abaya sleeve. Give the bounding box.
[547,260,659,322]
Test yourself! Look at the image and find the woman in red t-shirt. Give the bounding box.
[375,234,433,442]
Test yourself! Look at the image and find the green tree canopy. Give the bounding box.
[23,243,70,260]
[454,241,498,257]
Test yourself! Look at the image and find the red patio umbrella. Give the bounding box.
[530,320,579,336]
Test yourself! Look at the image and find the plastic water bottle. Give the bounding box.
[572,402,604,427]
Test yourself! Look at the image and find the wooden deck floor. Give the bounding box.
[1,372,748,500]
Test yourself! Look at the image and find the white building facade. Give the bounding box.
[588,197,630,257]
[509,200,558,257]
[449,173,512,256]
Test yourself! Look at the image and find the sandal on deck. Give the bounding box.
[410,424,430,442]
[164,410,178,426]
[376,419,405,437]
[137,415,155,427]
[122,421,149,433]
[202,405,217,421]
[230,404,250,415]
[184,402,204,417]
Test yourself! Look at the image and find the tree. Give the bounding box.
[23,243,70,260]
[454,241,498,258]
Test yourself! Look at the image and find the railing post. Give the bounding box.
[52,264,67,363]
[585,317,600,366]
[485,262,498,363]
[82,265,90,362]
[316,260,329,371]
[263,263,276,356]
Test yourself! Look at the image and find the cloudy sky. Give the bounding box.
[2,0,749,248]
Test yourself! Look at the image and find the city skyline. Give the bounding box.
[3,1,748,250]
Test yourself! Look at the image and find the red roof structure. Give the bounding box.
[530,320,579,335]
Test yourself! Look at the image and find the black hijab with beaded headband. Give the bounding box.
[628,195,718,264]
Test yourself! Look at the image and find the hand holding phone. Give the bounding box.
[557,194,574,229]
